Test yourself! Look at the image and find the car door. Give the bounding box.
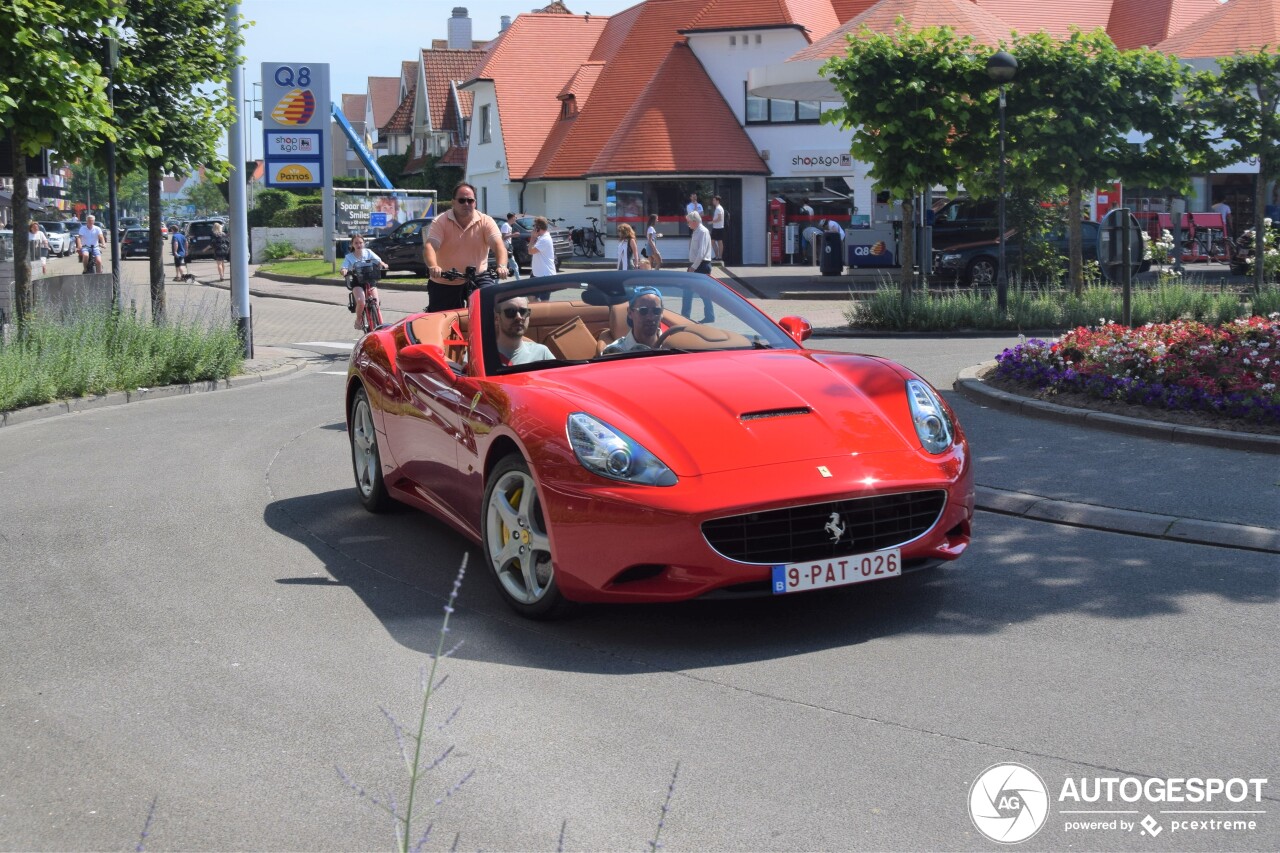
[386,220,425,272]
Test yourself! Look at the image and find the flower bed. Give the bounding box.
[992,315,1280,427]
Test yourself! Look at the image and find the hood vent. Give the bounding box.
[740,406,811,422]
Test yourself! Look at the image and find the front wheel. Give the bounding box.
[965,256,997,287]
[592,237,605,258]
[349,387,392,512]
[364,296,383,333]
[481,454,572,619]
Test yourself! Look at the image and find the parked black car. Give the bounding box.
[120,227,150,258]
[508,215,572,270]
[934,221,1105,286]
[930,198,1000,250]
[363,218,433,274]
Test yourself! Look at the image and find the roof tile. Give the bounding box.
[687,0,841,39]
[976,0,1113,38]
[422,48,487,132]
[792,0,1016,60]
[1156,0,1280,57]
[366,76,400,129]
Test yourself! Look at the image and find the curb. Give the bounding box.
[954,363,1280,455]
[0,361,308,429]
[976,485,1280,554]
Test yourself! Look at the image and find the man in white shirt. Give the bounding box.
[684,211,716,322]
[76,214,106,273]
[527,216,557,278]
[686,193,703,216]
[1211,197,1232,237]
[709,194,726,261]
[494,295,554,366]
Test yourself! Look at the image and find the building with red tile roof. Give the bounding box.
[333,93,369,180]
[399,0,1280,264]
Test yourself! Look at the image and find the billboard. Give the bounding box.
[261,63,329,189]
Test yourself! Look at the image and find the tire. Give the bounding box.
[481,454,572,619]
[349,387,392,513]
[365,297,383,332]
[965,256,997,287]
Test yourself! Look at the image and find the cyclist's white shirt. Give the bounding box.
[342,248,383,272]
[78,225,104,248]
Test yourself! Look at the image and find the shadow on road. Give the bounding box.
[263,483,1277,676]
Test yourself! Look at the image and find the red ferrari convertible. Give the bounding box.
[346,270,973,619]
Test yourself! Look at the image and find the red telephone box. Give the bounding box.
[769,198,786,263]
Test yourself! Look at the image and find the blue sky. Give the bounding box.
[238,0,638,119]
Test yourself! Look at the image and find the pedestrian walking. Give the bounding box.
[27,221,49,275]
[212,222,230,280]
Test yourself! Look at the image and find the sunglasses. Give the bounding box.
[454,197,477,204]
[632,306,664,317]
[500,307,532,319]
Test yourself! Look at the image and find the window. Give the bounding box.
[479,104,491,144]
[729,35,736,46]
[744,84,827,125]
[561,96,577,120]
[588,183,600,203]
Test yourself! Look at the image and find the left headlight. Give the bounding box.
[566,412,677,486]
[906,379,955,455]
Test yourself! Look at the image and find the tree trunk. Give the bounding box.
[148,160,166,320]
[10,132,33,333]
[899,194,915,303]
[1068,185,1084,296]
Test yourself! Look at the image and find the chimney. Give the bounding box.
[500,15,511,31]
[448,7,472,49]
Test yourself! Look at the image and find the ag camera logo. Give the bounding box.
[969,763,1050,843]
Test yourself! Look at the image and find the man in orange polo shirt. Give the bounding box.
[422,181,510,311]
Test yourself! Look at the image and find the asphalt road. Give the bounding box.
[1,258,1275,850]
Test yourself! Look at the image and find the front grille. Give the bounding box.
[702,491,947,565]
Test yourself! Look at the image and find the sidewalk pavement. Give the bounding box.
[52,255,1264,554]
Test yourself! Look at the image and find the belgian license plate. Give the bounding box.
[771,548,901,594]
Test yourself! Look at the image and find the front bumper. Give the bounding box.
[539,448,973,603]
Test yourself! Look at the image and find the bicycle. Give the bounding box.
[79,244,103,274]
[345,259,385,334]
[432,265,500,311]
[572,217,605,257]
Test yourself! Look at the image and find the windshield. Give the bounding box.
[476,271,800,376]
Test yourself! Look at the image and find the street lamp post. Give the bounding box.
[986,50,1018,313]
[105,36,122,308]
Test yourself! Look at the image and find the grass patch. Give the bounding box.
[257,258,346,279]
[850,276,1280,331]
[257,258,431,285]
[0,305,245,412]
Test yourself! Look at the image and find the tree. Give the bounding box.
[822,23,993,299]
[1185,48,1280,294]
[0,0,118,329]
[109,0,244,319]
[183,175,228,217]
[1001,30,1206,294]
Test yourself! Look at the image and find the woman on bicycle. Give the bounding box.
[342,234,389,331]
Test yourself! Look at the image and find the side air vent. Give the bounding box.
[740,407,811,421]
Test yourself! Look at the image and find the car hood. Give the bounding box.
[531,351,922,476]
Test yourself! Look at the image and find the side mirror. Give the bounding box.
[397,343,449,374]
[778,316,813,343]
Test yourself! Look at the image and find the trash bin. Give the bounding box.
[820,231,843,276]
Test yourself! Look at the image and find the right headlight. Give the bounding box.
[566,413,677,486]
[906,379,955,455]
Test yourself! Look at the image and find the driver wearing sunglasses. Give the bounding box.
[603,286,665,354]
[494,295,555,366]
[423,181,510,312]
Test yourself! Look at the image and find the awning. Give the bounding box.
[0,190,47,213]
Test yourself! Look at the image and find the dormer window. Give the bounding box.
[561,95,578,120]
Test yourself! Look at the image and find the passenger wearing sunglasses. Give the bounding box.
[603,286,665,354]
[423,181,509,311]
[494,295,554,366]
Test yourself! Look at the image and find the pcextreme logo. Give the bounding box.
[273,164,314,183]
[270,88,317,126]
